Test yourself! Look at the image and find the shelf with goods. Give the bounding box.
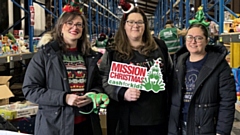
[219,32,240,68]
[0,53,35,64]
[219,15,240,114]
[0,0,61,67]
[153,0,240,38]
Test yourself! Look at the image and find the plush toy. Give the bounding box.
[17,39,29,53]
[209,21,219,35]
[232,18,240,32]
[11,43,19,53]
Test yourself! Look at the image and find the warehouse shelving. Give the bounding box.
[86,0,120,41]
[154,0,239,34]
[1,0,120,59]
[0,53,34,64]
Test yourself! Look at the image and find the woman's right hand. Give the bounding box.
[124,88,141,101]
[65,94,92,108]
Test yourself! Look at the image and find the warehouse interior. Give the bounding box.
[0,0,239,134]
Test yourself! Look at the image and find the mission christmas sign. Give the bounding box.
[108,58,165,93]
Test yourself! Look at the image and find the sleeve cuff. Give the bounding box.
[63,92,68,105]
[118,87,128,102]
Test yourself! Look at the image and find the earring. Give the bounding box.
[61,33,63,36]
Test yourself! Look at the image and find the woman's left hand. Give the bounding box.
[75,95,92,108]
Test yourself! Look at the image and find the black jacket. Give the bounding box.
[168,45,236,135]
[22,41,103,135]
[100,38,172,135]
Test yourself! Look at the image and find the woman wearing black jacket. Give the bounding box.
[99,6,172,135]
[168,23,236,135]
[22,3,105,135]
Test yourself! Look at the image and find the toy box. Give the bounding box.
[0,102,38,120]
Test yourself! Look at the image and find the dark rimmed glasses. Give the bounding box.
[65,21,84,28]
[186,35,204,43]
[126,20,145,26]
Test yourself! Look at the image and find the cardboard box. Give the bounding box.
[0,103,38,120]
[0,76,14,106]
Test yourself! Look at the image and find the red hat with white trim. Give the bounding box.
[118,0,134,13]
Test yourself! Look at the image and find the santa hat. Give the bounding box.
[118,0,134,14]
[99,33,106,39]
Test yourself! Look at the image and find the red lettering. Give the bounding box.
[135,67,140,75]
[138,68,146,76]
[122,64,128,73]
[131,76,139,83]
[111,62,121,72]
[110,72,115,78]
[127,65,133,74]
[131,66,146,76]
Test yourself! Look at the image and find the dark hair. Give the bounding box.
[187,23,209,39]
[53,12,91,55]
[112,7,158,60]
[166,20,173,25]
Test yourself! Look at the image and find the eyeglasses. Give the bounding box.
[65,21,84,28]
[126,20,145,26]
[186,35,204,43]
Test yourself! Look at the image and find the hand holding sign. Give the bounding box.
[124,88,141,101]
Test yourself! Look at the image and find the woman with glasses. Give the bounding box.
[22,3,104,135]
[168,22,236,135]
[99,6,172,135]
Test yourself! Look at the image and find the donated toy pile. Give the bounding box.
[0,30,40,56]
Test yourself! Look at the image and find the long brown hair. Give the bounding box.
[53,12,91,55]
[113,7,158,60]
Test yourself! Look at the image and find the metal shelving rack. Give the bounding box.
[154,0,239,35]
[0,0,62,64]
[4,0,120,55]
[86,0,120,41]
[154,0,190,36]
[201,0,239,34]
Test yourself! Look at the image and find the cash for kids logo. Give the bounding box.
[108,58,165,93]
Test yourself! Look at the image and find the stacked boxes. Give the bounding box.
[0,76,14,106]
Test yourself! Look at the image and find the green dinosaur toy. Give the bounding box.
[79,92,109,114]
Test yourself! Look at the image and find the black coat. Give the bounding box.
[168,45,236,135]
[100,38,172,135]
[22,41,103,135]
